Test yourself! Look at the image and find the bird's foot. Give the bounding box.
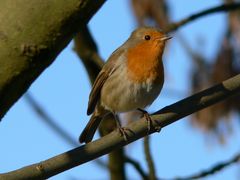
[137,108,161,133]
[117,127,132,141]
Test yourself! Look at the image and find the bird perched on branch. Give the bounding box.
[79,27,171,143]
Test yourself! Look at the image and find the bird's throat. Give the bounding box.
[126,44,164,83]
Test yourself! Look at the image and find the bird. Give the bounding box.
[79,27,171,143]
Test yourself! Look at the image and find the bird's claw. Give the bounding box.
[117,127,131,141]
[138,108,162,133]
[153,120,162,132]
[138,108,152,133]
[143,111,152,132]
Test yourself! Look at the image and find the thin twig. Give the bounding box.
[1,73,240,179]
[24,92,107,169]
[144,136,157,180]
[24,93,78,147]
[125,156,148,180]
[166,3,240,32]
[174,153,240,180]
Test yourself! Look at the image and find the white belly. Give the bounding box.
[100,66,163,113]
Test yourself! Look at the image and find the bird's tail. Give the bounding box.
[79,114,102,143]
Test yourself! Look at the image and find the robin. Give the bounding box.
[79,27,171,143]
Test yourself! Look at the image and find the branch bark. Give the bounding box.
[0,0,105,120]
[1,73,240,179]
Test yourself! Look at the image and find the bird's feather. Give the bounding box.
[87,48,125,115]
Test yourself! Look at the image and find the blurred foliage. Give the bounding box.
[191,0,240,143]
[131,0,170,29]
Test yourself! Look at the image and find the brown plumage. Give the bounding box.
[79,27,171,143]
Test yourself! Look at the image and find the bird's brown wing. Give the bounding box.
[87,71,108,115]
[87,48,125,115]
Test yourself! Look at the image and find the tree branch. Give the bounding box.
[1,73,240,179]
[125,156,148,180]
[24,92,78,147]
[175,153,240,180]
[73,25,104,84]
[166,2,240,32]
[108,148,126,180]
[144,136,157,180]
[0,0,106,120]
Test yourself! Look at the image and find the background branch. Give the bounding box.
[166,2,240,32]
[24,92,78,146]
[175,153,240,180]
[73,25,104,84]
[1,73,240,179]
[125,156,148,180]
[144,136,157,180]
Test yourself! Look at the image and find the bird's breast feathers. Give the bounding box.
[126,43,164,84]
[100,60,163,112]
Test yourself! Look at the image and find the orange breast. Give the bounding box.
[126,42,164,84]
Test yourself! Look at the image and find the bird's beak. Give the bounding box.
[160,36,172,42]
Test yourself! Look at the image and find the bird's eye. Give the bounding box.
[144,35,151,40]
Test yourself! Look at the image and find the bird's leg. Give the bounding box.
[113,113,129,141]
[137,108,155,133]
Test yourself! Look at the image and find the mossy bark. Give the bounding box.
[0,0,105,119]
